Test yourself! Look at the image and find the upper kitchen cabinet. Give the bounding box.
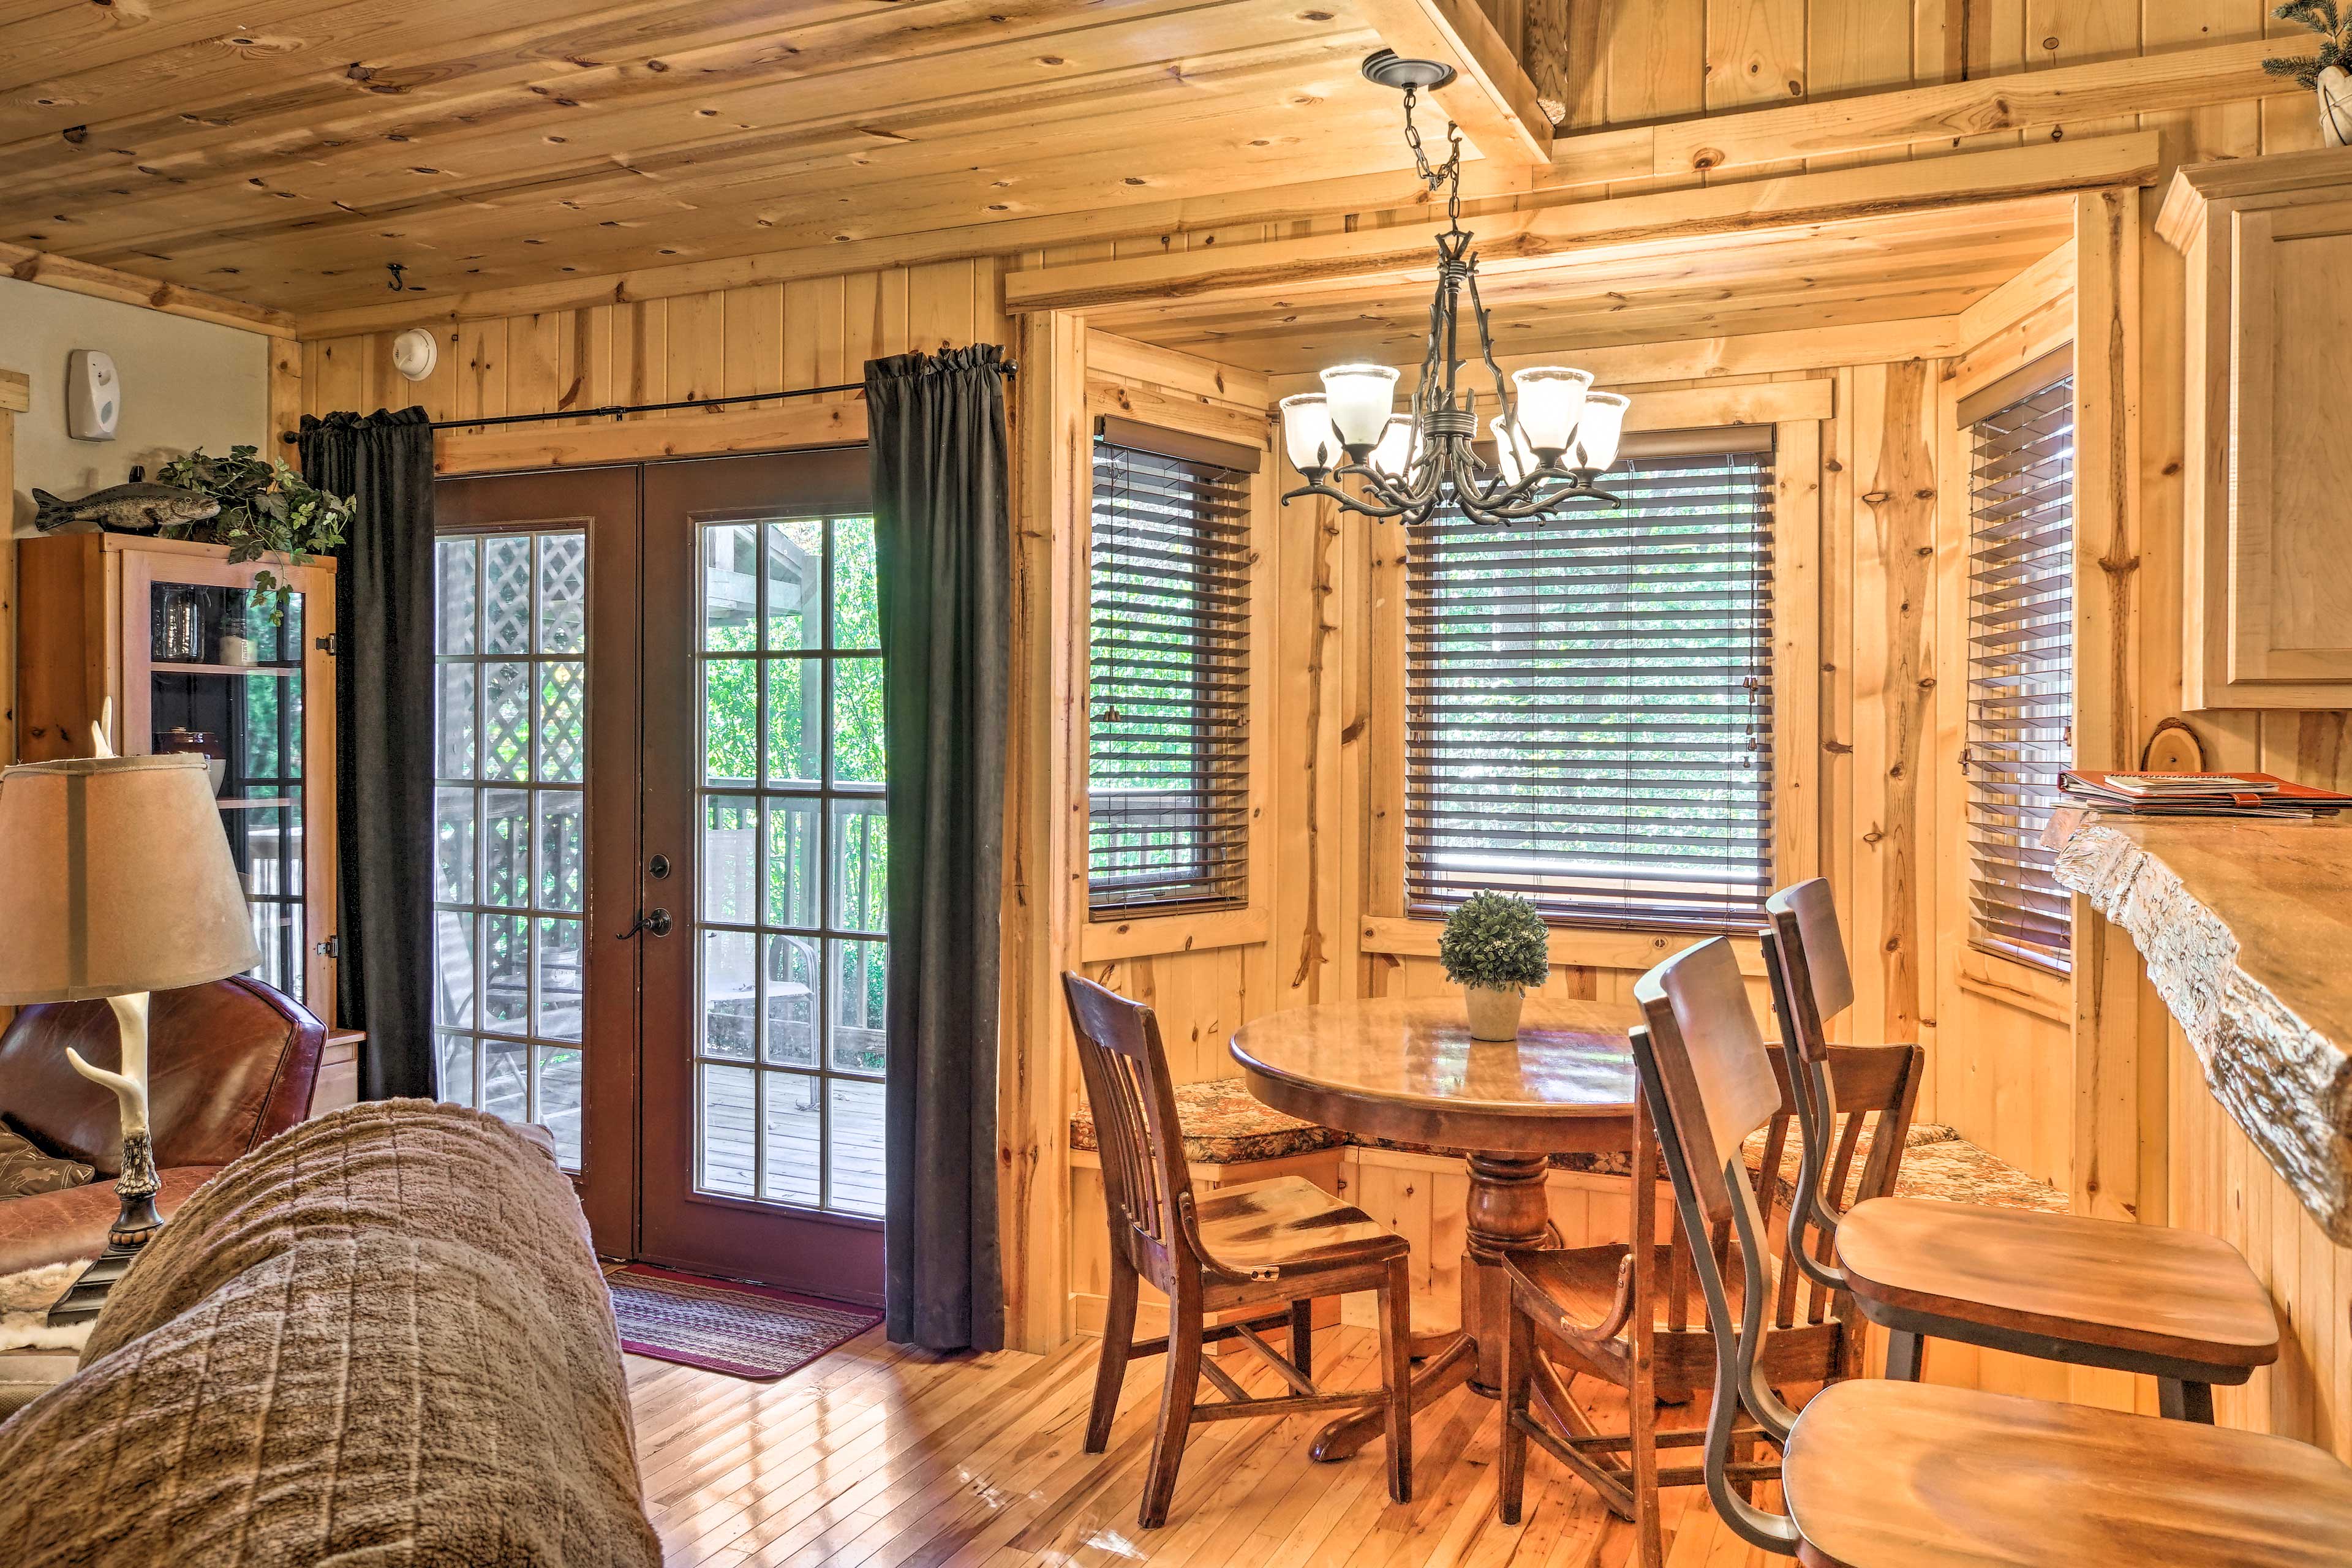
[2161,149,2352,710]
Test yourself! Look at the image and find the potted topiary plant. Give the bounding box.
[1438,891,1550,1041]
[2266,2,2352,146]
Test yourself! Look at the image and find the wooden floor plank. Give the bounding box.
[627,1325,1760,1566]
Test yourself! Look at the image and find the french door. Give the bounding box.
[432,450,886,1303]
[639,449,885,1303]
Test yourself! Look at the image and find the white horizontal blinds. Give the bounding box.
[1964,374,2076,970]
[1088,440,1253,914]
[1404,443,1777,930]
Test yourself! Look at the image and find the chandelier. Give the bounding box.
[1278,53,1628,527]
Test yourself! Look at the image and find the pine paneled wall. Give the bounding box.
[301,258,1010,428]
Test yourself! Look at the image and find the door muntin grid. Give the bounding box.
[695,514,886,1219]
[431,529,590,1170]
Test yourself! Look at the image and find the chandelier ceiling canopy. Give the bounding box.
[1277,53,1627,529]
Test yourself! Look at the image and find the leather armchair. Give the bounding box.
[0,976,325,1278]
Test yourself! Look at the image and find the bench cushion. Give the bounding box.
[1070,1077,1345,1166]
[1741,1121,2070,1215]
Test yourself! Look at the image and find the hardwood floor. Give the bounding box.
[625,1322,1777,1567]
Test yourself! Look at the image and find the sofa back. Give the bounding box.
[0,976,323,1173]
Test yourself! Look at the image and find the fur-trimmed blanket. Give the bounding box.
[0,1100,660,1567]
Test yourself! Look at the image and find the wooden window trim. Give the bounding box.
[1365,408,1826,946]
[1075,377,1275,960]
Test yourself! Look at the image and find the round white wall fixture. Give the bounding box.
[391,328,439,382]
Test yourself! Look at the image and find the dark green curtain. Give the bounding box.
[298,407,437,1101]
[865,346,1011,1352]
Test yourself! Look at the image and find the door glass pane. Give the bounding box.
[693,514,886,1216]
[432,528,592,1172]
[149,579,309,1001]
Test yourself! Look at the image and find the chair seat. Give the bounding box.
[0,1166,222,1278]
[1784,1378,2352,1567]
[1506,1242,1842,1395]
[1834,1197,2280,1373]
[1193,1174,1407,1282]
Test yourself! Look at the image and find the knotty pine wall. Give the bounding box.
[300,257,1010,432]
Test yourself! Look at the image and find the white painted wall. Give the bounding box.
[0,276,270,534]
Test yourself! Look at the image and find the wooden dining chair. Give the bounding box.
[1616,935,2352,1567]
[1061,973,1414,1528]
[1492,1027,1924,1561]
[1762,880,2278,1419]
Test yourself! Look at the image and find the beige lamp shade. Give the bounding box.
[0,755,262,1005]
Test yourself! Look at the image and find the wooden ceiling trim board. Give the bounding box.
[1003,133,2160,313]
[1086,332,1272,410]
[1953,238,2078,347]
[1253,316,1969,397]
[0,369,29,415]
[1347,0,1555,162]
[1,242,297,338]
[432,396,869,475]
[1635,34,2301,179]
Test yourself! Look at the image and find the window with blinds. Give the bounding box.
[1403,440,1776,930]
[1087,433,1254,916]
[1963,367,2076,971]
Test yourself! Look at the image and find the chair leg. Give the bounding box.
[1883,1328,1924,1382]
[1139,1305,1202,1529]
[1498,1290,1534,1526]
[1088,1254,1139,1454]
[2160,1379,2216,1424]
[1378,1258,1414,1506]
[1289,1297,1314,1384]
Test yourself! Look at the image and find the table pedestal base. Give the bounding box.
[1310,1151,1555,1461]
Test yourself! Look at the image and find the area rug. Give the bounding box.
[0,1263,90,1355]
[602,1264,881,1380]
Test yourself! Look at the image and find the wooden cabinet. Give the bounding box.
[2160,149,2352,709]
[16,533,341,1016]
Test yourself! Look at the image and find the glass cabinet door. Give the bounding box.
[144,576,311,1001]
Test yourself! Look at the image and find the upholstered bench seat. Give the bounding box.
[1070,1077,1345,1166]
[1741,1121,2071,1216]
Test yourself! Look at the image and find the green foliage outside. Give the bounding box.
[1439,891,1552,992]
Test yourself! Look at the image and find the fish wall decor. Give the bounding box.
[31,481,221,536]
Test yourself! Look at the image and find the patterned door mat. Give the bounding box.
[602,1264,881,1380]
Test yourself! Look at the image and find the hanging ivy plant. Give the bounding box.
[156,445,355,615]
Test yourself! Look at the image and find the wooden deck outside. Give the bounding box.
[699,1066,887,1220]
[627,1322,1774,1568]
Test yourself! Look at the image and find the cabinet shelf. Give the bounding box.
[152,662,301,679]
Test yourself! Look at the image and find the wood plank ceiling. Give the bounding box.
[0,0,1482,317]
[1083,197,2079,376]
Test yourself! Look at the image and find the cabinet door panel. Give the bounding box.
[2230,201,2352,685]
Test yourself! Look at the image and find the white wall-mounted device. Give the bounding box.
[391,328,439,382]
[66,349,119,442]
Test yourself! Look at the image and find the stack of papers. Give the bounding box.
[2060,771,2350,816]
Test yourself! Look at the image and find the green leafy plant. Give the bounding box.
[1438,891,1550,993]
[156,445,354,613]
[2264,1,2351,89]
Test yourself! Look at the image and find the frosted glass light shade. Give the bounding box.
[1368,417,1419,479]
[1490,417,1538,485]
[0,755,260,1005]
[1511,367,1593,453]
[1574,392,1630,473]
[1278,393,1339,475]
[1321,363,1400,450]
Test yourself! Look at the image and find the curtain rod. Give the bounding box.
[276,363,1021,443]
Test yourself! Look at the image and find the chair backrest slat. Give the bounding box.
[1064,973,1197,1288]
[1763,878,1853,1063]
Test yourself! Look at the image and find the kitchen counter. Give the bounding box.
[2054,811,2352,1242]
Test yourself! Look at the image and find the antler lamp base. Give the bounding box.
[46,1131,164,1329]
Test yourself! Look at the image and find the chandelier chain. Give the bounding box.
[1400,85,1465,232]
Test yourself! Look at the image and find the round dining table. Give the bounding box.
[1231,992,1645,1462]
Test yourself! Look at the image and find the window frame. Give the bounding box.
[1075,385,1276,962]
[1365,409,1825,963]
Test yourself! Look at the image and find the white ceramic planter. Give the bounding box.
[2321,67,2352,149]
[1464,984,1525,1042]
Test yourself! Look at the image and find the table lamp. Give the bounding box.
[0,744,261,1325]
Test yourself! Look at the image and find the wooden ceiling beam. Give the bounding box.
[1005,134,2158,314]
[1348,0,1554,164]
[1,242,297,339]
